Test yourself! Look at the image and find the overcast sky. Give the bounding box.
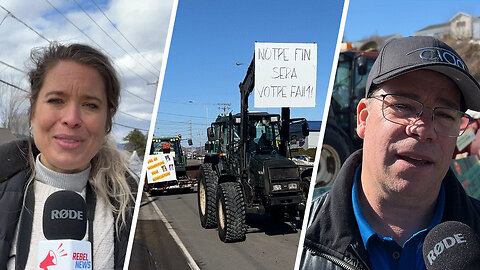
[0,0,174,142]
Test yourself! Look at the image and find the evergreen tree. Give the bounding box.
[123,129,147,157]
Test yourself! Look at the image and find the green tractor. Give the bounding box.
[145,136,198,194]
[197,59,311,242]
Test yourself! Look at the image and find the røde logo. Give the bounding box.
[407,47,467,71]
[50,209,84,220]
[426,233,466,265]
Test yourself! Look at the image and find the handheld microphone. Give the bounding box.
[38,190,92,270]
[423,221,480,270]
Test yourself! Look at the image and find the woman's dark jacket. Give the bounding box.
[0,139,137,270]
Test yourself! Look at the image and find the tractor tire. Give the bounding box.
[299,176,311,219]
[197,163,218,228]
[316,128,349,187]
[216,182,246,243]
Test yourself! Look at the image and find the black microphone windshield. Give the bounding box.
[42,190,87,240]
[423,221,480,270]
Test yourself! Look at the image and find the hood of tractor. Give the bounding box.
[251,154,300,181]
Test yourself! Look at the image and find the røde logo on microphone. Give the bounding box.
[426,233,466,265]
[50,209,84,220]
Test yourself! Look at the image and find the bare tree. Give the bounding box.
[443,35,480,84]
[0,79,30,136]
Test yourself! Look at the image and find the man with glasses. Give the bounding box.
[300,36,480,270]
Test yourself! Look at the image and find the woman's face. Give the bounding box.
[31,60,108,173]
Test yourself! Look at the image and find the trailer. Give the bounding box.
[144,136,199,194]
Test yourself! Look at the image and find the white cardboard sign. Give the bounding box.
[146,154,177,184]
[254,42,317,108]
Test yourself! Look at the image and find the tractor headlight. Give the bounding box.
[288,183,298,190]
[272,184,282,191]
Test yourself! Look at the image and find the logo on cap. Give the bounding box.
[407,47,467,71]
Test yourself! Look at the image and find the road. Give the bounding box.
[130,187,303,270]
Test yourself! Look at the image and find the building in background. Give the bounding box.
[415,12,480,40]
[350,12,480,52]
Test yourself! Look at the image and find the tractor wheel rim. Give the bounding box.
[218,200,225,229]
[199,181,206,215]
[317,144,341,186]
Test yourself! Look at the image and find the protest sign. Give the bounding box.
[254,42,317,108]
[146,154,177,184]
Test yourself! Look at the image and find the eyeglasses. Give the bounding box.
[369,94,473,137]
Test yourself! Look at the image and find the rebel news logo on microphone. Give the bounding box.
[38,190,92,270]
[423,221,480,270]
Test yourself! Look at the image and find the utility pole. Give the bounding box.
[189,120,193,155]
[217,103,231,116]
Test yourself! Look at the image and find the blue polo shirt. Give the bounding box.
[352,165,445,270]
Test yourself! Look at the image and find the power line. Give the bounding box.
[159,100,188,105]
[44,0,155,85]
[89,0,160,73]
[156,126,206,133]
[156,119,205,125]
[0,60,27,74]
[0,79,28,93]
[157,111,217,120]
[156,131,204,137]
[0,5,51,43]
[0,3,156,134]
[45,0,103,49]
[156,119,203,124]
[72,0,158,78]
[117,110,151,122]
[113,121,148,132]
[2,4,158,98]
[160,98,221,106]
[123,89,154,104]
[0,12,8,26]
[157,127,191,132]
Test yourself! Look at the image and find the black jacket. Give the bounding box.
[299,150,480,270]
[0,139,137,270]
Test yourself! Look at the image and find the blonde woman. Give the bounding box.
[0,43,137,269]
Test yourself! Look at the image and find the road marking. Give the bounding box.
[146,193,201,270]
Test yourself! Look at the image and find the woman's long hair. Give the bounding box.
[88,135,135,232]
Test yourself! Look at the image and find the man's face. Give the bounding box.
[356,70,461,198]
